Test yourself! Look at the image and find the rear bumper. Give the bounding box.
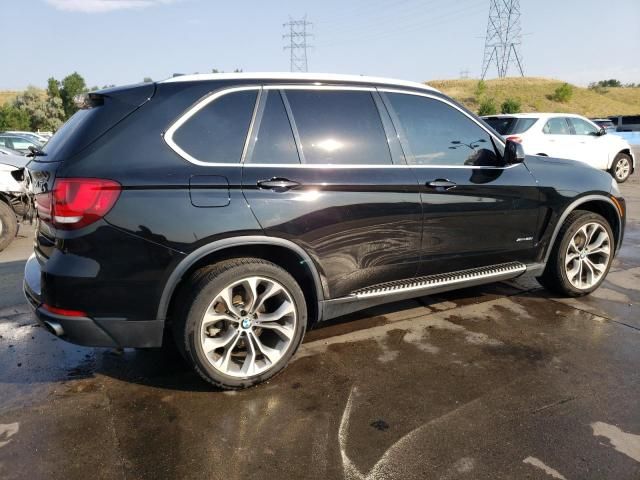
[24,253,164,348]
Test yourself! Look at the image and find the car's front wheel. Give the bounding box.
[538,210,614,296]
[610,152,632,183]
[173,258,307,389]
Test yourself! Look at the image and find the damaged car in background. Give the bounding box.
[0,153,31,251]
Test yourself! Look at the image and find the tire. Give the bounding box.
[172,258,307,390]
[610,152,632,183]
[0,201,18,252]
[537,210,614,297]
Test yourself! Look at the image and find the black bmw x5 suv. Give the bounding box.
[23,73,625,389]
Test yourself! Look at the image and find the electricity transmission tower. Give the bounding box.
[283,16,313,72]
[481,0,524,79]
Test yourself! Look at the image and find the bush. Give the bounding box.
[474,80,487,98]
[477,97,497,116]
[501,97,521,114]
[552,83,573,103]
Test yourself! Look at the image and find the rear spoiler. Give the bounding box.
[73,82,156,110]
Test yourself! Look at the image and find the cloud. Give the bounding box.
[44,0,179,13]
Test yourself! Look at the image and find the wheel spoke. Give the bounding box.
[587,230,608,251]
[585,257,606,274]
[566,260,581,281]
[241,277,260,313]
[240,332,257,376]
[217,285,242,317]
[203,328,240,354]
[249,330,282,365]
[213,331,242,371]
[202,311,239,329]
[257,300,294,322]
[251,282,283,314]
[256,322,295,340]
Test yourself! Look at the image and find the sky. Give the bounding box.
[2,0,639,90]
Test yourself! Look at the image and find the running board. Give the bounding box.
[352,262,527,299]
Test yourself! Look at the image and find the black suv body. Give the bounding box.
[24,74,626,388]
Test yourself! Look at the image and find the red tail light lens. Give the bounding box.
[506,135,522,143]
[42,304,87,317]
[37,178,121,230]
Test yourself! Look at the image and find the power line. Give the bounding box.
[481,0,524,79]
[283,16,313,73]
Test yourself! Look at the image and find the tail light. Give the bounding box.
[506,135,522,143]
[36,178,121,230]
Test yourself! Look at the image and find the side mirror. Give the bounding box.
[598,127,607,136]
[504,139,525,164]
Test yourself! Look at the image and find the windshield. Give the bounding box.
[484,117,538,135]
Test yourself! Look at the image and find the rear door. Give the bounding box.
[380,90,541,276]
[241,86,422,299]
[540,117,574,159]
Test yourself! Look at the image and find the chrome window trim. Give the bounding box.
[164,83,521,170]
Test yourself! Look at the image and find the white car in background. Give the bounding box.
[482,113,636,182]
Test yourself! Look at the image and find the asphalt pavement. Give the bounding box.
[0,168,639,479]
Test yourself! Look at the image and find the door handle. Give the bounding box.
[426,179,457,190]
[257,178,301,192]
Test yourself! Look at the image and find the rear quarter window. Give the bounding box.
[171,89,258,163]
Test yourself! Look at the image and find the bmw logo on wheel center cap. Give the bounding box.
[241,318,252,329]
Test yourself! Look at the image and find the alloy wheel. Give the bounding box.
[615,157,630,181]
[199,276,297,377]
[564,222,611,289]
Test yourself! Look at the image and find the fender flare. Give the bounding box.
[156,236,326,321]
[543,194,623,263]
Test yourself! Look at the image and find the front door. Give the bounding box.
[242,87,423,299]
[380,90,541,276]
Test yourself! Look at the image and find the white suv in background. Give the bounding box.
[483,113,636,182]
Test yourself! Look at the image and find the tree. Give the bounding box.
[0,104,30,131]
[143,77,153,83]
[47,77,61,99]
[12,86,65,131]
[551,83,573,103]
[59,72,88,118]
[501,97,521,114]
[477,97,497,116]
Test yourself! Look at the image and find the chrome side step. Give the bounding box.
[352,262,527,299]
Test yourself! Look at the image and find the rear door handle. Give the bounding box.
[426,179,457,190]
[257,178,301,192]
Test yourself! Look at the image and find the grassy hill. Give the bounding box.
[427,77,640,117]
[0,91,19,106]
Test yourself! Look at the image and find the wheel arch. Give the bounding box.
[544,195,623,263]
[158,236,327,326]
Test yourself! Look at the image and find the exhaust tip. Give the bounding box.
[44,320,64,337]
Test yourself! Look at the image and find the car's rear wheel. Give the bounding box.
[173,258,307,389]
[610,152,632,183]
[537,210,614,296]
[0,201,18,252]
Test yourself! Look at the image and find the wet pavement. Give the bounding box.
[1,175,639,479]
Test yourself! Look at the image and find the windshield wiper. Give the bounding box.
[27,145,47,157]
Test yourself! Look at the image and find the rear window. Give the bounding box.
[484,117,537,135]
[172,90,258,163]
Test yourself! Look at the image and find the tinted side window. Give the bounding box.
[285,90,391,165]
[248,91,300,164]
[386,93,499,166]
[569,117,598,135]
[543,117,571,135]
[173,90,257,163]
